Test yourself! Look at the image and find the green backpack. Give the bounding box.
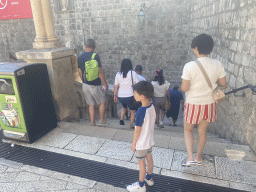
[84,53,99,81]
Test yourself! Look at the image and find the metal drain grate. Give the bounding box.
[0,140,246,192]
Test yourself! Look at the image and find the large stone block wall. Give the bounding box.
[51,0,190,84]
[188,0,256,152]
[0,19,35,62]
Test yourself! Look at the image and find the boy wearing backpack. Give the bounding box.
[78,39,108,126]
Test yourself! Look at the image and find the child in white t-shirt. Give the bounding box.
[126,81,156,192]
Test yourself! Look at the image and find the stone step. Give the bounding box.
[76,118,232,144]
[167,135,256,162]
[64,120,256,162]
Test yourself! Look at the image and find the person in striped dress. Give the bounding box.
[181,34,227,166]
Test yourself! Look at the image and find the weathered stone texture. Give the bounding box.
[188,0,256,153]
[50,0,190,84]
[0,19,35,62]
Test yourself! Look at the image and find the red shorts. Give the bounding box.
[184,103,217,124]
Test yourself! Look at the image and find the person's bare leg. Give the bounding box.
[120,107,126,121]
[161,109,165,122]
[138,159,146,183]
[125,108,129,120]
[172,118,177,126]
[155,107,160,127]
[145,153,153,175]
[196,120,209,161]
[184,121,195,161]
[89,105,95,124]
[129,110,135,129]
[99,102,105,122]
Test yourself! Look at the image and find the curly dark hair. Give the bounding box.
[191,34,214,55]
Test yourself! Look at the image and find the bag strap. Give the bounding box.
[195,59,213,89]
[131,70,134,85]
[91,53,97,60]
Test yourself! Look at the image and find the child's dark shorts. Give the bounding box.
[135,147,152,160]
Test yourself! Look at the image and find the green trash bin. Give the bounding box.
[0,63,57,143]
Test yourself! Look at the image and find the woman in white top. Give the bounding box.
[151,69,170,128]
[181,34,227,167]
[114,59,138,129]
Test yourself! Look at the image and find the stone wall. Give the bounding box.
[51,0,190,84]
[0,19,35,62]
[188,0,256,152]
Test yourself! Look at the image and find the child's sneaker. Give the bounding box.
[145,177,154,186]
[126,181,146,192]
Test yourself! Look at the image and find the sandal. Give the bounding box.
[195,159,202,165]
[181,158,197,167]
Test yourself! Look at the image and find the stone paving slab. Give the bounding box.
[15,179,68,192]
[171,150,216,178]
[229,182,256,192]
[0,158,23,169]
[112,129,134,142]
[204,142,256,162]
[15,171,41,181]
[0,164,7,173]
[57,121,72,129]
[64,123,118,139]
[66,182,91,190]
[215,156,256,185]
[168,136,256,161]
[96,140,134,161]
[161,169,229,188]
[0,183,19,192]
[64,135,106,154]
[0,172,19,182]
[105,158,162,174]
[6,167,22,173]
[93,182,127,192]
[35,128,77,148]
[0,161,99,191]
[131,147,174,169]
[154,134,170,148]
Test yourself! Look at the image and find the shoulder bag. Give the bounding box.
[195,59,225,103]
[131,71,141,109]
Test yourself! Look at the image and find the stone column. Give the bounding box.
[30,0,47,42]
[16,0,80,122]
[41,0,59,41]
[30,0,62,49]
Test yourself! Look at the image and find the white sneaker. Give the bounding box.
[126,181,146,192]
[159,121,164,128]
[145,178,154,186]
